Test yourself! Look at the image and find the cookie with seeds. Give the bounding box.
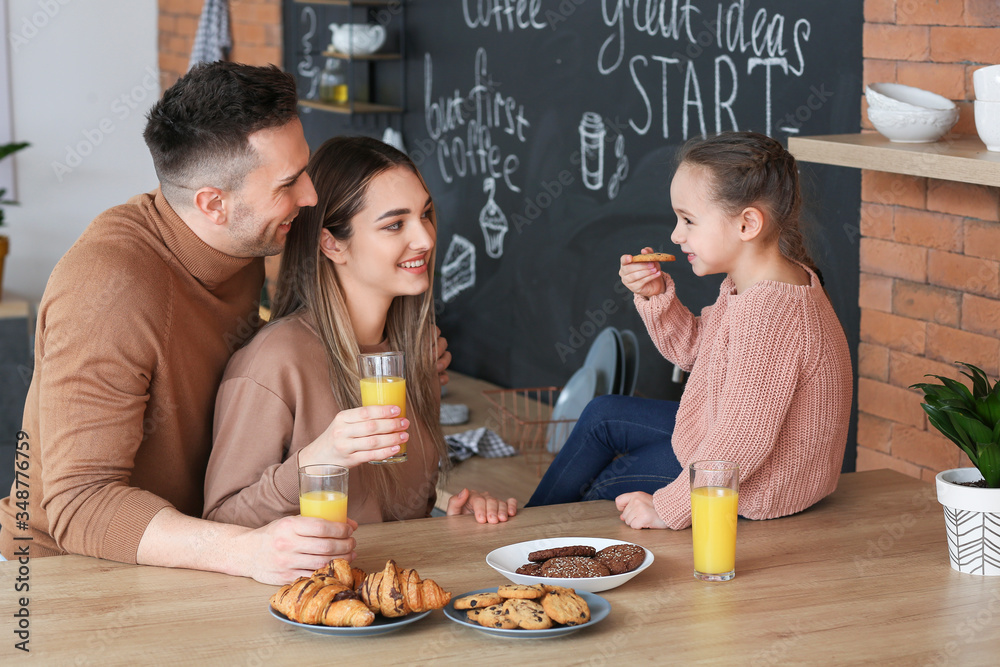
[594,543,646,575]
[515,562,543,576]
[540,556,610,578]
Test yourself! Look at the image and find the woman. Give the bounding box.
[204,136,516,526]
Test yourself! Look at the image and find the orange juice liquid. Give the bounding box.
[299,490,348,523]
[691,486,738,574]
[360,376,407,456]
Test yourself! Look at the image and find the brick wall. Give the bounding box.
[157,0,282,90]
[857,0,1000,482]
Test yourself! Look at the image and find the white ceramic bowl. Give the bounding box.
[975,99,1000,152]
[865,82,957,112]
[485,537,654,593]
[867,106,959,143]
[974,65,1000,102]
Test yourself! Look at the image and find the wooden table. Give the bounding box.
[3,470,999,664]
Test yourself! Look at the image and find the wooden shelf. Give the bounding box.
[788,133,1000,187]
[298,99,402,115]
[321,50,400,60]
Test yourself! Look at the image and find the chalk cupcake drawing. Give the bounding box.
[579,112,606,191]
[479,177,508,259]
[441,235,476,303]
[607,134,629,200]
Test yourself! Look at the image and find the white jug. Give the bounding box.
[328,23,386,56]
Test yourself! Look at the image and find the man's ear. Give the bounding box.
[739,206,765,241]
[193,187,228,226]
[320,229,346,263]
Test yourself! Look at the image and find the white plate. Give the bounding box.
[620,329,640,397]
[268,606,431,636]
[545,365,598,453]
[443,587,611,638]
[486,537,654,593]
[584,327,623,397]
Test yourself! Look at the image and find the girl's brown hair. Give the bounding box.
[271,135,446,520]
[676,131,819,278]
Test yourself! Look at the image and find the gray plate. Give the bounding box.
[583,327,623,397]
[546,365,598,453]
[443,587,611,638]
[268,606,431,636]
[620,329,640,396]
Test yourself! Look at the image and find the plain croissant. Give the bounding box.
[357,559,452,617]
[270,576,375,627]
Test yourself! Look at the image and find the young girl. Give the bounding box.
[527,131,852,530]
[204,136,516,527]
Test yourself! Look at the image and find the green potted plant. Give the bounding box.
[911,362,1000,576]
[0,141,30,298]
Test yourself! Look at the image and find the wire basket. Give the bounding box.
[481,386,577,475]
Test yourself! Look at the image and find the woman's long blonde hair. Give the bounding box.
[271,135,446,520]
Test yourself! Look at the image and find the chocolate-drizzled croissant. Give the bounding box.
[357,559,452,617]
[270,576,374,627]
[312,558,366,590]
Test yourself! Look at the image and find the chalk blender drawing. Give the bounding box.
[479,177,508,259]
[607,134,629,200]
[441,235,476,303]
[579,112,606,191]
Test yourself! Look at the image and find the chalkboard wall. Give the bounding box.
[284,0,863,471]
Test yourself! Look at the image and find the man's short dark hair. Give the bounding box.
[144,62,299,206]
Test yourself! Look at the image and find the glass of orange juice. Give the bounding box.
[359,351,407,464]
[690,460,739,582]
[298,464,349,522]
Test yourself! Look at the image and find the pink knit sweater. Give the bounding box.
[636,268,852,529]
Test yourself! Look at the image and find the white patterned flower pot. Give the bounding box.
[936,469,1000,576]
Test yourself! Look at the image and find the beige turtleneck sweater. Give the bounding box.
[0,190,263,562]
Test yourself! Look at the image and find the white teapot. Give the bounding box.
[328,23,386,56]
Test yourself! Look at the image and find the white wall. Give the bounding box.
[3,0,159,303]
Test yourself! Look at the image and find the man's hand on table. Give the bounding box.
[247,515,358,585]
[616,492,668,529]
[446,488,517,524]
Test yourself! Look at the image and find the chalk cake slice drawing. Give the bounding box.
[607,134,629,200]
[441,235,476,303]
[479,177,508,259]
[579,112,606,191]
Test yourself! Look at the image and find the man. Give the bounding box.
[0,62,357,584]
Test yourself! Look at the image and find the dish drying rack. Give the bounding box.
[481,386,577,475]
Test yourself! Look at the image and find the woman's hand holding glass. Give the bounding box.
[620,246,668,298]
[297,405,409,469]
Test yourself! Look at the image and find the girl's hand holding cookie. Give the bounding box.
[620,246,668,298]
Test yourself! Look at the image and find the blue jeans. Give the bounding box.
[527,394,682,506]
